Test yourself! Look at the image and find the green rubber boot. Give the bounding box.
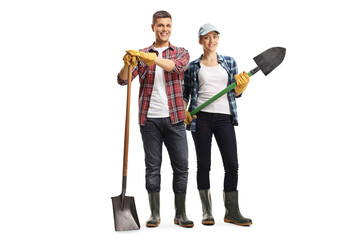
[199,189,215,225]
[174,193,194,228]
[146,192,160,227]
[223,190,252,226]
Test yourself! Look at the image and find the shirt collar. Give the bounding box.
[195,53,224,65]
[149,42,175,51]
[217,54,225,62]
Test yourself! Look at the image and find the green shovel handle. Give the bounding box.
[190,82,236,116]
[189,67,258,116]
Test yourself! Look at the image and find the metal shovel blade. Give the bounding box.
[253,47,286,76]
[111,194,140,231]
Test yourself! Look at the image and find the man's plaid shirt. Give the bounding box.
[183,54,241,132]
[118,43,190,125]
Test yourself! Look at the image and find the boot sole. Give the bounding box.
[146,220,161,227]
[224,218,252,226]
[202,220,215,225]
[174,220,194,228]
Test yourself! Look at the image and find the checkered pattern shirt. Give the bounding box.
[183,54,241,132]
[118,43,190,125]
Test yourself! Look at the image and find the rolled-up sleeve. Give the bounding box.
[172,48,190,74]
[117,65,139,85]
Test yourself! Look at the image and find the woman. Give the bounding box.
[183,23,252,226]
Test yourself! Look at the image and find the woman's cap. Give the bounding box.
[198,23,220,38]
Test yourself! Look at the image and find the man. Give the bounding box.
[117,10,193,228]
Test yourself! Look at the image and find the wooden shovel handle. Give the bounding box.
[122,65,132,177]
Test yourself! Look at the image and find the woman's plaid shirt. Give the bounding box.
[118,43,190,125]
[183,54,241,132]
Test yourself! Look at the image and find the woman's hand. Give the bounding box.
[234,71,250,94]
[185,110,197,125]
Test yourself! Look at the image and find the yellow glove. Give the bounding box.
[123,52,138,68]
[126,50,157,66]
[185,110,196,125]
[234,71,250,94]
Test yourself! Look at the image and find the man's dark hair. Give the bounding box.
[152,10,172,25]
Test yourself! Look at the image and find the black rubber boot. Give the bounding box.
[199,189,215,225]
[223,190,252,226]
[174,193,194,228]
[146,192,160,227]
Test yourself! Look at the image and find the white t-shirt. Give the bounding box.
[147,47,170,118]
[196,63,231,115]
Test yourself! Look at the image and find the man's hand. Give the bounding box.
[185,110,196,125]
[126,50,157,66]
[123,52,138,68]
[234,71,250,94]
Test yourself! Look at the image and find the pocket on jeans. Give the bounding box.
[174,121,185,128]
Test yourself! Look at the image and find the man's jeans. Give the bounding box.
[140,118,189,193]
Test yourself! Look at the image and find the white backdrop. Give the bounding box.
[1,0,359,239]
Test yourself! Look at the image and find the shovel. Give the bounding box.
[190,47,286,116]
[111,65,140,231]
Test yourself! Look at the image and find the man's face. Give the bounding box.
[152,18,172,45]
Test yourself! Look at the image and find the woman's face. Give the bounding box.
[199,31,219,52]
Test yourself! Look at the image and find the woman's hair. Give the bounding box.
[152,10,172,25]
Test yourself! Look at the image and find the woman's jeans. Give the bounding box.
[140,118,189,193]
[191,112,239,192]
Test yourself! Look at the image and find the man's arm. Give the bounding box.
[154,57,175,72]
[126,49,188,73]
[118,64,130,82]
[126,50,175,72]
[117,52,139,85]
